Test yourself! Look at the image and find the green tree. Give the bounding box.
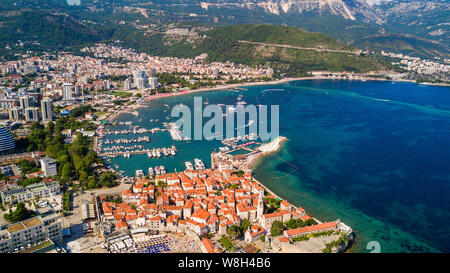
[227,225,242,239]
[100,172,117,188]
[220,235,234,251]
[240,219,251,233]
[18,159,40,174]
[87,180,97,190]
[260,235,266,242]
[61,163,72,179]
[4,202,36,223]
[270,221,285,237]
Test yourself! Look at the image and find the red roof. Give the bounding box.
[284,222,336,236]
[202,238,216,253]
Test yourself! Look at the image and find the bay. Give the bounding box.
[105,79,450,253]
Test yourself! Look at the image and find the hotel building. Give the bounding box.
[0,209,63,253]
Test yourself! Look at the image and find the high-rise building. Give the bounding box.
[24,107,39,122]
[135,78,146,90]
[8,107,21,121]
[123,78,133,90]
[133,70,146,80]
[19,96,31,110]
[62,83,74,101]
[41,99,53,121]
[74,84,82,96]
[148,77,159,89]
[0,126,15,152]
[133,70,147,89]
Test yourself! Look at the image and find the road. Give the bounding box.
[237,40,361,55]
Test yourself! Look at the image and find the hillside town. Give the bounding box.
[381,50,450,83]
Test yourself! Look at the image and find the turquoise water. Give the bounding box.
[105,79,450,253]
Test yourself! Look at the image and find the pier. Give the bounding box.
[99,146,178,158]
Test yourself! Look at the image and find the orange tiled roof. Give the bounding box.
[202,238,216,253]
[284,222,336,236]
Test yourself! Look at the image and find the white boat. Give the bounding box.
[194,158,205,170]
[154,166,160,175]
[148,167,154,176]
[135,169,144,177]
[160,166,166,174]
[185,161,194,170]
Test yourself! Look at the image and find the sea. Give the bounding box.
[102,79,450,253]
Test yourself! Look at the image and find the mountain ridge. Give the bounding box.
[0,0,448,59]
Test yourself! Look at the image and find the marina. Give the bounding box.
[98,146,177,158]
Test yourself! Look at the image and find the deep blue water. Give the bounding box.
[106,79,450,253]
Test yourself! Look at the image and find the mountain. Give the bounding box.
[0,6,390,74]
[111,24,389,75]
[190,0,449,58]
[0,0,447,59]
[379,1,449,43]
[198,0,383,22]
[353,33,449,59]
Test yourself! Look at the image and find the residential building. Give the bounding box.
[148,77,158,89]
[40,157,57,177]
[244,225,265,242]
[0,210,63,253]
[62,83,74,100]
[24,107,39,122]
[0,181,60,205]
[0,126,15,152]
[19,96,31,110]
[123,78,133,90]
[133,71,147,89]
[8,107,21,121]
[41,99,53,121]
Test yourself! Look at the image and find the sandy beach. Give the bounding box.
[107,77,309,121]
[107,75,448,122]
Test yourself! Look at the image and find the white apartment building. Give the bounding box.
[19,96,31,110]
[0,210,63,253]
[8,107,21,121]
[148,77,158,89]
[62,83,74,100]
[24,107,39,122]
[0,181,60,205]
[40,157,57,177]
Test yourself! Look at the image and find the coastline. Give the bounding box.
[246,137,328,227]
[107,76,449,122]
[107,77,308,121]
[97,78,450,253]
